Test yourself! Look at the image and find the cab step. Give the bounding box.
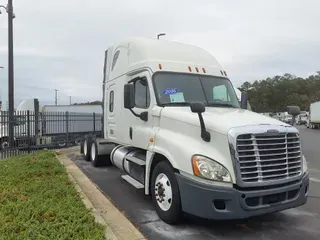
[125,155,146,166]
[121,175,144,189]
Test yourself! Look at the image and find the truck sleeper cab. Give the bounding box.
[81,37,309,224]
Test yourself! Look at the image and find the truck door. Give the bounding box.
[124,71,154,150]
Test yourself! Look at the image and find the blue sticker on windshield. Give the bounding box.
[163,88,179,95]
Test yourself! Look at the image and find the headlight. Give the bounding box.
[302,155,308,172]
[192,155,232,183]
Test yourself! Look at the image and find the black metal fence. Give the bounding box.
[0,110,102,159]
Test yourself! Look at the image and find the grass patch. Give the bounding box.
[0,151,106,240]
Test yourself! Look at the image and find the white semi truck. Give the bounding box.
[81,38,309,224]
[307,101,320,129]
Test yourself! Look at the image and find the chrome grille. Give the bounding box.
[236,132,302,182]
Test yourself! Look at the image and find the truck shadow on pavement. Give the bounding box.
[68,152,320,240]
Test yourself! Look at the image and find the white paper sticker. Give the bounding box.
[169,92,185,102]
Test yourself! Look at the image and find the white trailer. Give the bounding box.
[307,101,320,129]
[81,38,309,224]
[0,99,102,150]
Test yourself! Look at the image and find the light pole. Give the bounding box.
[157,33,166,39]
[54,89,58,105]
[0,1,16,148]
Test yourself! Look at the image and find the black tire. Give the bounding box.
[83,135,93,161]
[90,140,112,167]
[57,138,67,148]
[74,137,82,146]
[151,161,183,224]
[80,140,84,154]
[90,140,100,167]
[0,137,9,151]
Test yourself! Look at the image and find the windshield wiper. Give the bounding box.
[160,102,190,107]
[208,102,237,108]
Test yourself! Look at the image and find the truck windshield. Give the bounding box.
[153,72,240,108]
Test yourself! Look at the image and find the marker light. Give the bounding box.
[202,68,206,73]
[188,66,192,72]
[195,67,199,72]
[158,64,162,70]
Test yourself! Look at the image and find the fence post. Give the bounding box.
[66,111,69,148]
[27,110,31,153]
[93,112,96,133]
[34,99,39,137]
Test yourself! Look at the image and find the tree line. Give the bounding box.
[238,72,320,113]
[73,72,320,113]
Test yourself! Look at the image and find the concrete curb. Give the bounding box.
[55,148,147,240]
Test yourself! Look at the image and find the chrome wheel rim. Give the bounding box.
[154,173,173,211]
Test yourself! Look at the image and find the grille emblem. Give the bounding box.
[266,129,279,133]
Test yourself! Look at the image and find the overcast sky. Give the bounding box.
[0,0,319,108]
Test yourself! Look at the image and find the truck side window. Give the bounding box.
[134,79,150,109]
[111,50,120,71]
[212,85,230,101]
[109,91,114,112]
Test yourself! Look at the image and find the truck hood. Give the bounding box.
[160,107,289,135]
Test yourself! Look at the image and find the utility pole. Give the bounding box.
[54,89,58,105]
[3,0,15,148]
[69,96,72,105]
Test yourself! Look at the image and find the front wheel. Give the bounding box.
[151,161,183,224]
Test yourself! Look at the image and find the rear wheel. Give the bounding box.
[57,138,67,148]
[0,137,9,150]
[83,135,93,161]
[80,140,84,154]
[90,141,100,167]
[90,139,112,167]
[151,161,183,224]
[75,137,82,146]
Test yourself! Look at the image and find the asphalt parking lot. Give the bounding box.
[71,125,320,240]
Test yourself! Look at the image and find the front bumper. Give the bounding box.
[176,172,309,220]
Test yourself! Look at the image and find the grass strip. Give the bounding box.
[0,151,106,240]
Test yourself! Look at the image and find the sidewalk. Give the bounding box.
[56,147,146,240]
